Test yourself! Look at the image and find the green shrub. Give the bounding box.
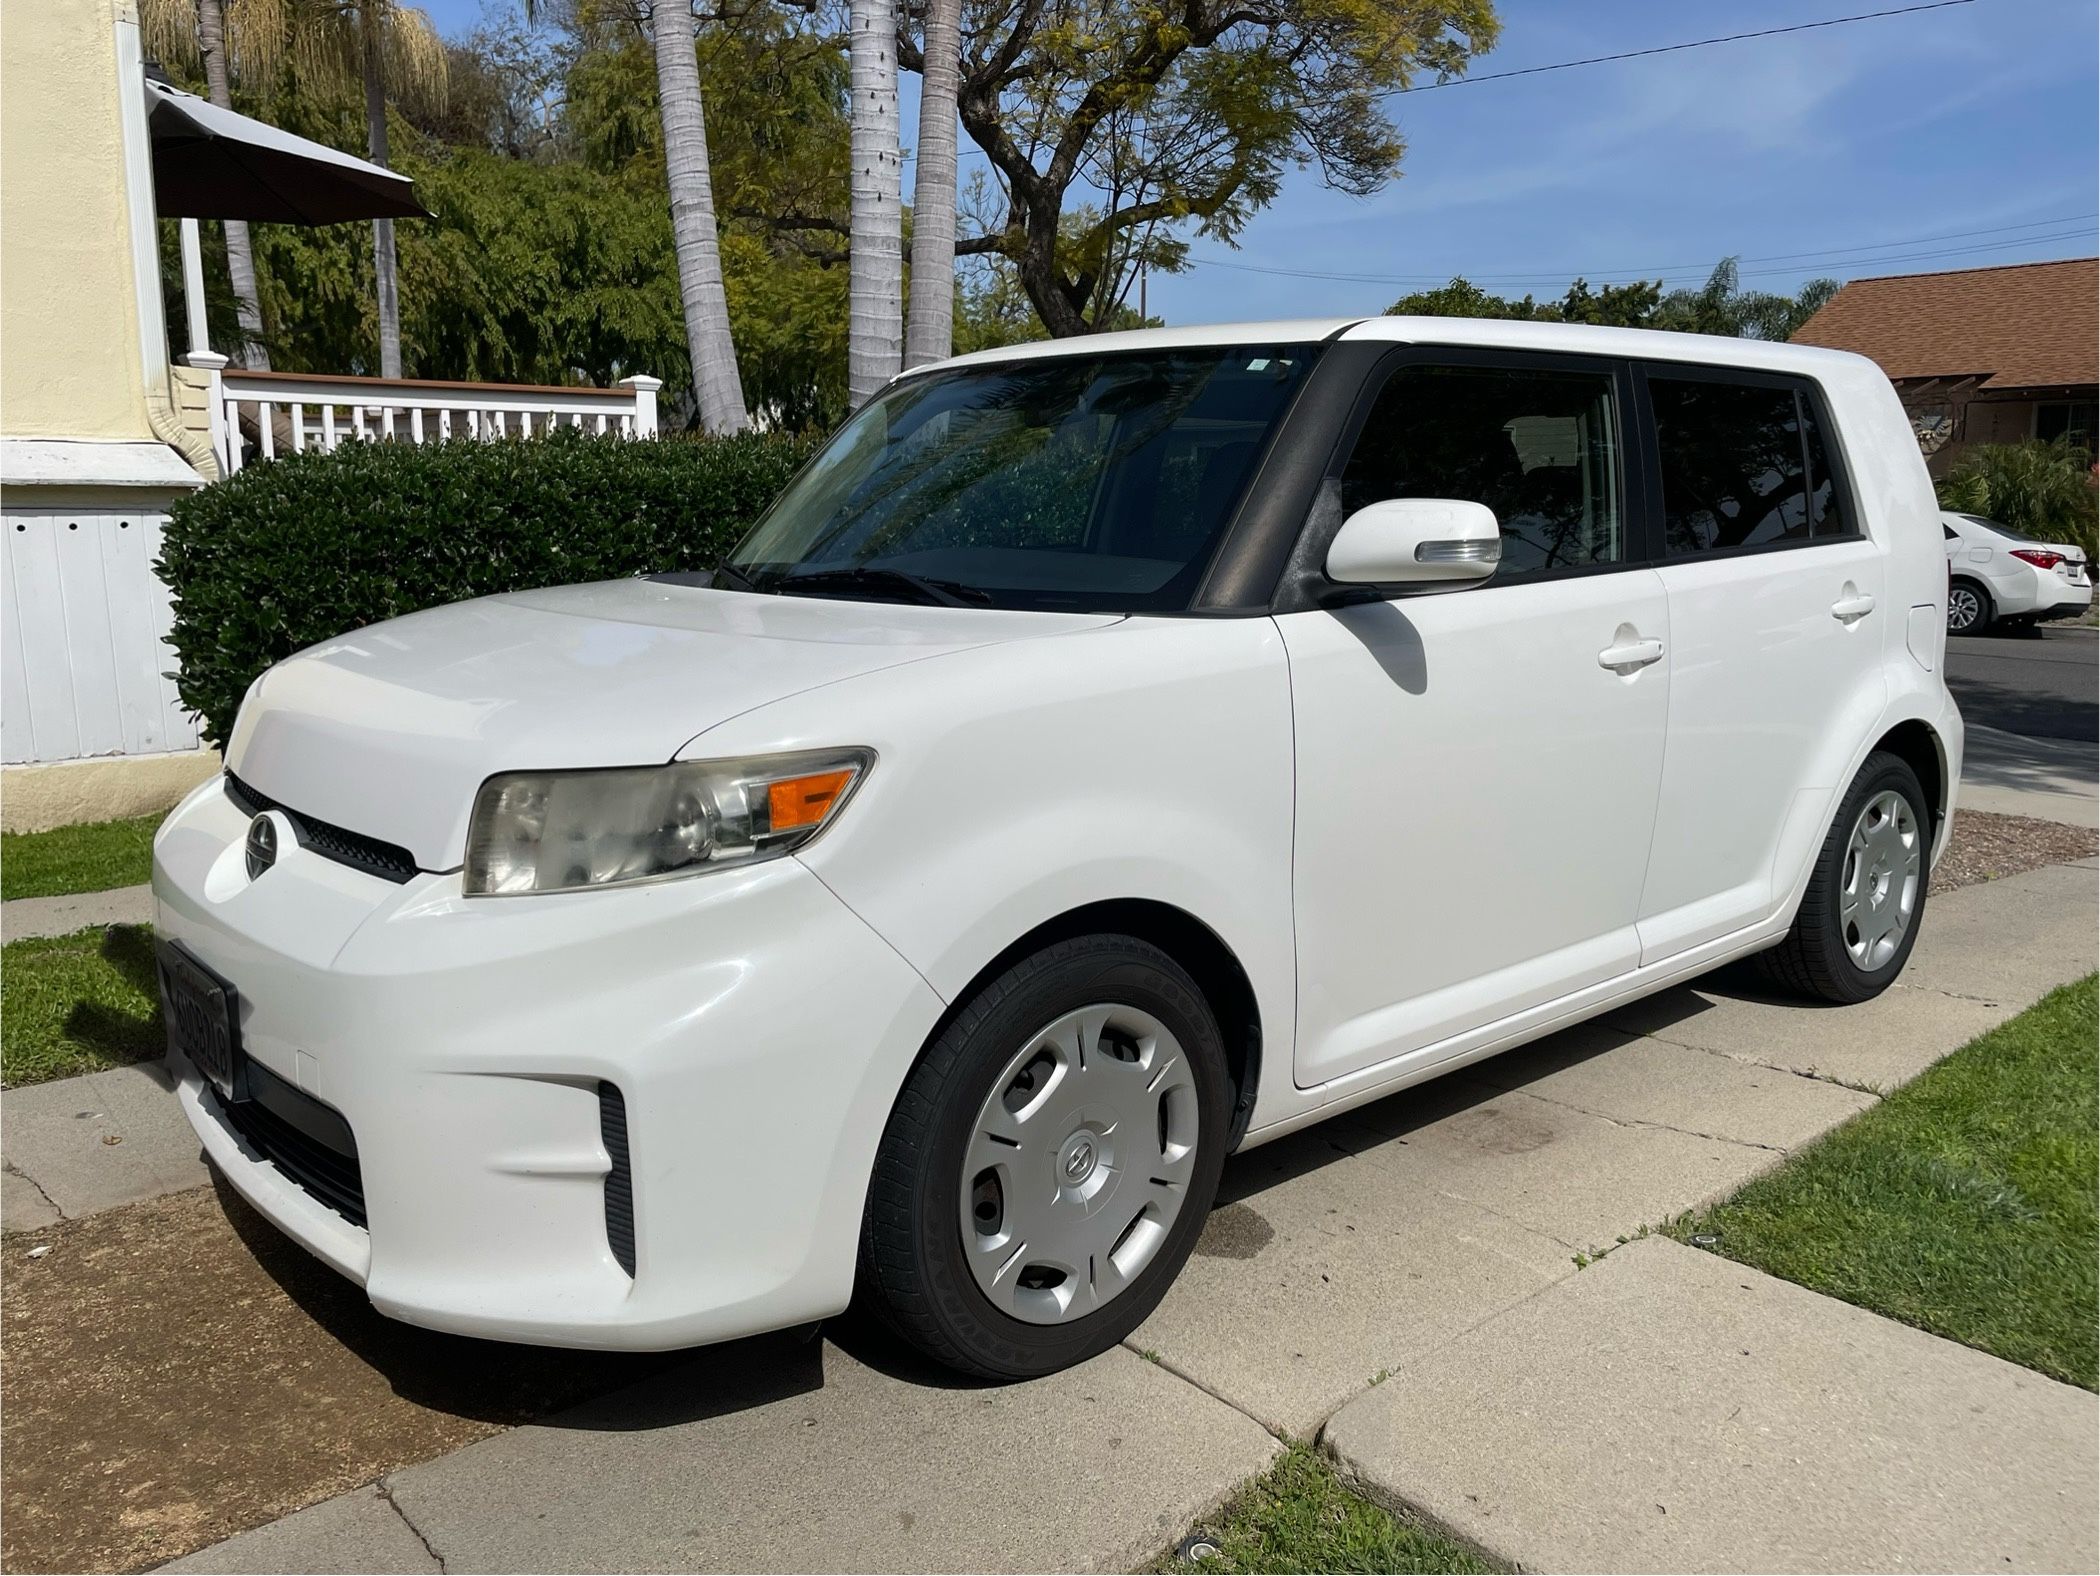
[1937,438,2098,559]
[158,430,817,746]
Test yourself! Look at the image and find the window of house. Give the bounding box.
[2035,400,2097,450]
[1337,363,1624,577]
[1650,375,1845,554]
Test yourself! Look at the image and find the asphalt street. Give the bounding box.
[1945,624,2097,743]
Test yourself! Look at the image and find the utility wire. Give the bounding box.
[1386,0,1985,96]
[1186,216,2099,289]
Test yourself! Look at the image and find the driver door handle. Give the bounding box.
[1832,589,1876,624]
[1598,636,1664,674]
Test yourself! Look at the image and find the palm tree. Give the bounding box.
[902,0,960,368]
[847,0,902,403]
[648,0,748,433]
[142,0,445,378]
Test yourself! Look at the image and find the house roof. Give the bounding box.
[1790,257,2099,391]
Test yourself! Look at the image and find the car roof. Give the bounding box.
[919,316,1880,383]
[927,319,1362,372]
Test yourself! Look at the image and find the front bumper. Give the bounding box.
[154,776,944,1350]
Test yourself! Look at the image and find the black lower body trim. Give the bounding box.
[217,1062,367,1228]
[600,1082,636,1277]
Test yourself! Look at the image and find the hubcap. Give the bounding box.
[1948,586,1980,632]
[960,1003,1200,1325]
[1840,789,1921,971]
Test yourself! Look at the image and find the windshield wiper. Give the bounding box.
[711,562,764,594]
[776,566,991,608]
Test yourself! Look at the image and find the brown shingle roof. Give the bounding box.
[1790,257,2098,390]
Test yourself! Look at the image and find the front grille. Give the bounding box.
[599,1082,636,1277]
[217,1063,367,1228]
[224,772,418,883]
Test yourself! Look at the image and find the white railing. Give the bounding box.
[201,366,662,476]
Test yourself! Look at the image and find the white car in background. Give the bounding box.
[1942,510,2093,634]
[153,319,1960,1379]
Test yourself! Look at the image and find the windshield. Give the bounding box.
[722,345,1319,612]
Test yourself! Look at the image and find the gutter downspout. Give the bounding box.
[113,0,215,479]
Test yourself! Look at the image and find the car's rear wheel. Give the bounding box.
[1947,578,1992,635]
[1758,751,1931,1004]
[859,933,1231,1378]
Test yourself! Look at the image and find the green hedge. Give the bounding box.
[159,430,817,746]
[1937,438,2098,560]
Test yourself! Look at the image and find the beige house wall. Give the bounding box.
[0,0,158,444]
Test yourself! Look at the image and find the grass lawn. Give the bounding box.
[1673,974,2098,1390]
[1155,1445,1495,1574]
[1,926,163,1087]
[1,813,163,901]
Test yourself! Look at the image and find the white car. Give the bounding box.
[1942,510,2092,634]
[153,319,1962,1379]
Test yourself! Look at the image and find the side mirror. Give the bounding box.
[1325,498,1501,587]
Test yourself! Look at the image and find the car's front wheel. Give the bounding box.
[859,933,1231,1378]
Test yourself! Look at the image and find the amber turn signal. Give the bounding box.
[768,769,856,831]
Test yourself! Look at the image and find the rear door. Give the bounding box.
[1282,350,1672,1088]
[1633,366,1887,961]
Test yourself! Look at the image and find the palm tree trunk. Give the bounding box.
[360,0,402,378]
[848,0,902,403]
[902,0,960,368]
[651,1,748,434]
[196,0,269,368]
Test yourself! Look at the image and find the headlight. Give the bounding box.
[464,748,873,897]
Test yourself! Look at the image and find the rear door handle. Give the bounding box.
[1597,636,1664,674]
[1832,589,1876,624]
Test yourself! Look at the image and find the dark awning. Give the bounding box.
[145,79,431,223]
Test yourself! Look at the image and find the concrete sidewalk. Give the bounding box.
[147,857,2097,1574]
[1,882,154,942]
[1324,1236,2099,1574]
[1,1061,207,1231]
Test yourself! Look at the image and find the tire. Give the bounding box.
[1947,578,1992,635]
[1758,752,1931,1004]
[859,933,1232,1379]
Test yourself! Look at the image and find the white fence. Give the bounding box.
[211,369,662,475]
[2,504,199,765]
[3,367,664,771]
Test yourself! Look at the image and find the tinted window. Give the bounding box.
[1339,364,1624,577]
[1801,398,1847,537]
[724,347,1317,613]
[1652,375,1846,554]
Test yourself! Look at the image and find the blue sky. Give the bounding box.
[419,0,2098,324]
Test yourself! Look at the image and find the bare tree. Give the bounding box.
[902,0,960,367]
[848,0,902,401]
[650,0,749,432]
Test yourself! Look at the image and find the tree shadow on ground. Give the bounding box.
[56,924,163,1070]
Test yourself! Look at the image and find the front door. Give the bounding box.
[1282,352,1671,1089]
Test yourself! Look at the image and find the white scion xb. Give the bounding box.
[154,319,1963,1378]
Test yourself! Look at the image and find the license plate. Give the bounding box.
[158,941,243,1100]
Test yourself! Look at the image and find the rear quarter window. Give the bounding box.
[1649,372,1850,555]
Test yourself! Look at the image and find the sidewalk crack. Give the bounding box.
[1497,1084,1790,1155]
[3,1161,64,1221]
[1121,1341,1289,1443]
[1616,1033,1883,1095]
[377,1479,446,1573]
